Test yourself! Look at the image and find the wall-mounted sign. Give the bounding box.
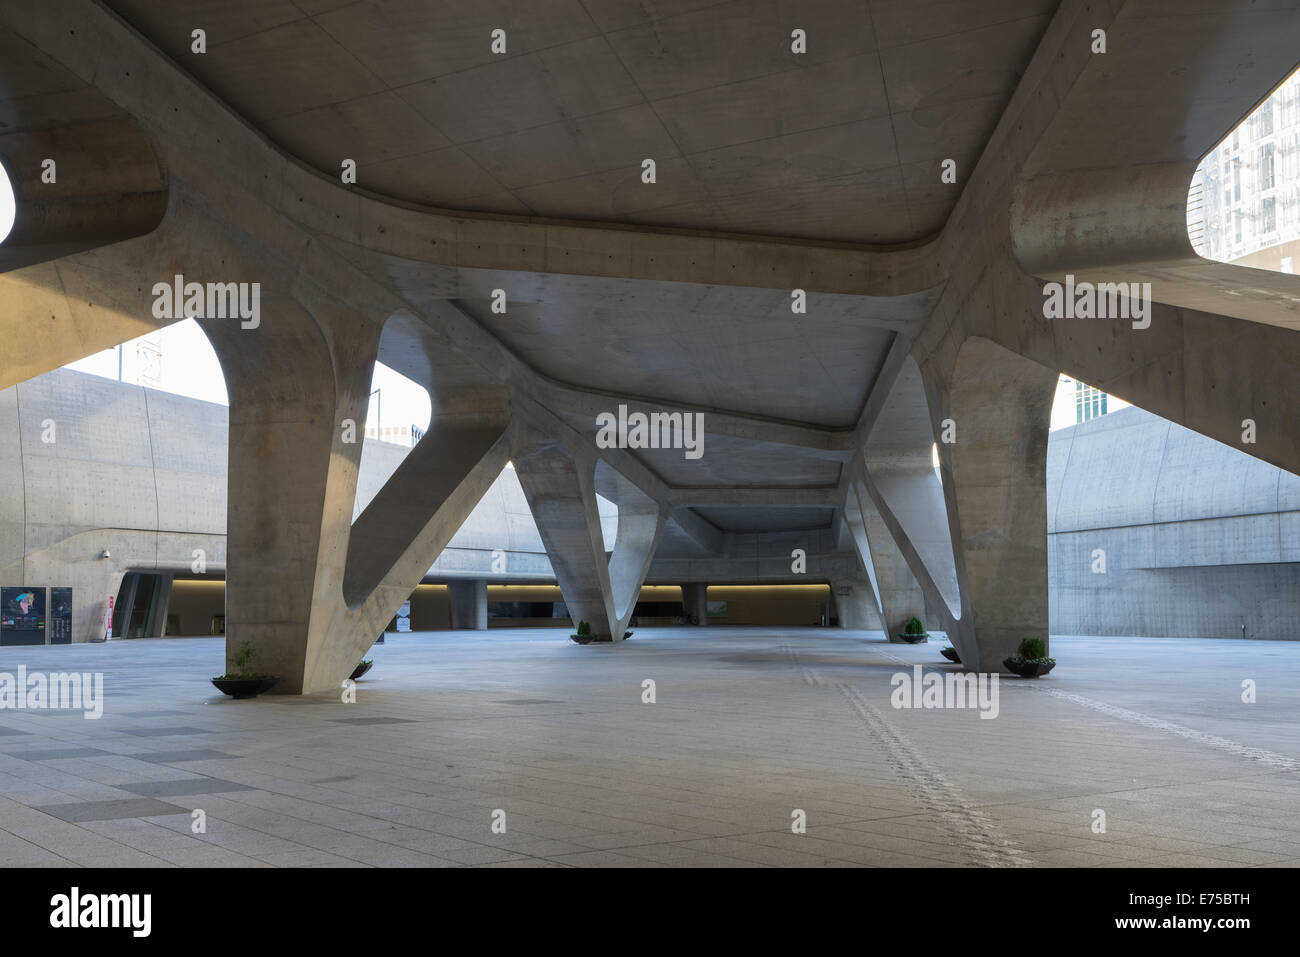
[1,587,46,646]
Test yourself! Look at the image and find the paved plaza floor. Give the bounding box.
[1,628,1297,867]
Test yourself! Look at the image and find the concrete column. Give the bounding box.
[680,582,708,625]
[861,356,965,651]
[201,298,512,692]
[449,580,488,630]
[934,337,1058,671]
[862,343,1056,670]
[843,482,924,638]
[829,579,881,630]
[513,432,666,642]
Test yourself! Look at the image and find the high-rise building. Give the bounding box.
[1191,67,1300,269]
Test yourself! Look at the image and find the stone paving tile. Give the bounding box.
[6,747,116,761]
[1,629,1298,867]
[550,849,672,867]
[118,727,210,737]
[33,797,192,822]
[119,778,255,797]
[127,749,239,763]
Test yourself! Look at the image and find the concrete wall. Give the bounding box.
[1048,406,1300,639]
[0,370,226,641]
[706,585,831,626]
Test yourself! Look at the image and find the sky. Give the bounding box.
[0,160,14,244]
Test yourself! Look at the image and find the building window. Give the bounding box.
[1261,143,1276,189]
[1074,382,1109,424]
[1258,99,1274,137]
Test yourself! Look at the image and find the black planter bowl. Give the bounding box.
[570,634,594,644]
[1002,658,1056,678]
[350,661,373,681]
[940,646,960,663]
[211,676,279,699]
[896,633,928,644]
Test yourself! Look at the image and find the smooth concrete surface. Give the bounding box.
[513,434,667,641]
[1048,406,1300,640]
[0,370,227,643]
[448,581,487,631]
[1,628,1298,867]
[681,583,708,625]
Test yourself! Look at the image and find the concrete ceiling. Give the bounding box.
[107,0,1059,244]
[693,505,833,533]
[454,272,936,425]
[89,0,1057,541]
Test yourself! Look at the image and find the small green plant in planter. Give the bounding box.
[211,640,280,698]
[940,645,960,663]
[571,620,595,644]
[896,616,929,643]
[1003,637,1056,677]
[350,658,374,681]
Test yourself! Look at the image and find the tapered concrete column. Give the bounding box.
[843,482,924,638]
[202,298,512,692]
[681,582,708,625]
[929,337,1059,671]
[862,343,1056,670]
[513,433,666,641]
[449,580,488,630]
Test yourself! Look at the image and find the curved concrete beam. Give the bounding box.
[0,115,167,273]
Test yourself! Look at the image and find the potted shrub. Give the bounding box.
[1003,637,1056,677]
[896,617,929,644]
[940,645,960,663]
[350,659,373,680]
[211,641,280,699]
[571,620,595,644]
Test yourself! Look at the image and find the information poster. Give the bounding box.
[396,599,412,633]
[50,587,73,644]
[1,587,46,646]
